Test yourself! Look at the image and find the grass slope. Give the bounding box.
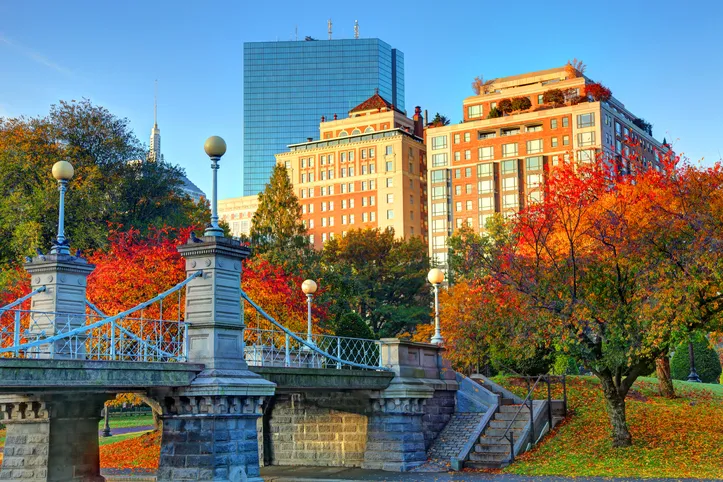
[488,375,723,479]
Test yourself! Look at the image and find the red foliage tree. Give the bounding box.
[585,82,612,102]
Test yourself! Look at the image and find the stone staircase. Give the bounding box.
[425,412,487,463]
[466,403,535,469]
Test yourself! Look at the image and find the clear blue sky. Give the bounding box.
[1,1,722,198]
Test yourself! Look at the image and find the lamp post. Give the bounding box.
[301,279,318,348]
[51,161,74,255]
[203,136,227,237]
[101,405,112,437]
[428,268,445,345]
[687,340,702,383]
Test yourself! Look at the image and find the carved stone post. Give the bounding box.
[0,394,107,482]
[23,254,95,358]
[152,236,275,482]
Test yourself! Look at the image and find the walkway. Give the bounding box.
[259,467,720,482]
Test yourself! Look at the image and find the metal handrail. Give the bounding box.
[241,289,392,372]
[0,286,46,313]
[85,299,106,317]
[0,271,202,355]
[497,374,543,445]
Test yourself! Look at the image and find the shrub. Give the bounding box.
[585,82,612,102]
[542,89,565,105]
[552,353,579,375]
[632,118,653,136]
[511,96,532,111]
[497,98,513,114]
[335,312,375,340]
[670,333,722,384]
[491,344,554,376]
[570,95,589,105]
[487,107,502,119]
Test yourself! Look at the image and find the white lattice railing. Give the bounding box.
[241,290,391,371]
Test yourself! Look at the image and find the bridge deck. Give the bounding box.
[251,366,395,391]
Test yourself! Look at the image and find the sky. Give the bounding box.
[1,1,722,199]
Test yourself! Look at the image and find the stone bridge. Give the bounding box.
[0,234,462,482]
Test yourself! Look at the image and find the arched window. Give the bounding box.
[351,128,361,135]
[364,127,375,133]
[338,130,348,137]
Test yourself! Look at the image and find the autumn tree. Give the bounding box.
[497,98,513,114]
[471,76,494,95]
[542,89,565,106]
[585,82,612,102]
[250,163,310,269]
[320,228,429,337]
[565,58,586,78]
[511,97,532,111]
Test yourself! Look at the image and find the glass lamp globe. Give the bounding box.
[52,161,74,181]
[428,268,445,285]
[301,279,318,295]
[204,136,227,158]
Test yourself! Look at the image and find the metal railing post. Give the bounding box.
[183,323,189,361]
[336,338,341,369]
[562,374,568,415]
[109,320,116,360]
[13,310,21,357]
[284,333,290,367]
[507,432,515,463]
[528,399,535,447]
[546,375,552,430]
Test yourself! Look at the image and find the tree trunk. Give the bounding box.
[598,373,633,447]
[655,356,676,398]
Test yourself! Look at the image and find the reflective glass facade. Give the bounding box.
[243,39,405,195]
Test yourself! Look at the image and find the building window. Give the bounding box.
[527,173,543,188]
[361,165,367,175]
[615,122,622,136]
[341,152,346,162]
[526,139,543,154]
[361,150,366,160]
[454,169,461,179]
[465,150,471,160]
[456,218,463,229]
[468,105,483,118]
[387,209,394,219]
[385,146,393,156]
[466,200,473,211]
[466,184,472,194]
[478,146,494,160]
[526,156,543,171]
[455,185,461,196]
[432,153,448,167]
[371,212,376,221]
[562,117,569,128]
[465,167,472,177]
[502,143,518,158]
[538,94,544,104]
[501,159,517,175]
[410,195,414,205]
[369,163,375,173]
[432,186,447,200]
[410,211,414,220]
[479,196,494,211]
[349,198,355,208]
[616,140,622,154]
[350,214,355,224]
[386,178,393,188]
[502,177,517,191]
[502,127,520,136]
[309,234,314,244]
[577,131,596,147]
[477,163,493,178]
[577,149,596,163]
[309,219,314,228]
[362,212,368,222]
[387,193,394,203]
[551,137,559,148]
[454,134,460,144]
[432,203,447,216]
[503,194,519,210]
[551,119,558,129]
[321,217,327,227]
[342,215,347,225]
[349,167,355,176]
[577,112,595,128]
[563,135,570,146]
[478,131,496,140]
[455,202,462,212]
[526,125,542,132]
[431,136,448,150]
[301,173,307,183]
[386,161,393,171]
[464,132,471,142]
[478,179,494,194]
[454,152,461,162]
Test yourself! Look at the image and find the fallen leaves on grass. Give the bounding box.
[488,376,723,479]
[99,429,160,470]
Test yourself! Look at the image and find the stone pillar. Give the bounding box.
[23,254,95,358]
[0,394,107,482]
[152,236,275,482]
[362,397,427,471]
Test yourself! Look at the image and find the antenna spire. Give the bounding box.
[154,79,158,127]
[354,20,359,39]
[328,18,332,40]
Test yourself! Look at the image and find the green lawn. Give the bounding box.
[489,375,723,479]
[98,414,154,430]
[98,430,150,447]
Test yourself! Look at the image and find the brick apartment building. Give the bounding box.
[426,66,667,267]
[276,93,428,249]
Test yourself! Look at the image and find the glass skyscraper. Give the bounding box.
[243,38,405,195]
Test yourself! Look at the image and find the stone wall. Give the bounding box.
[421,390,456,449]
[262,393,368,468]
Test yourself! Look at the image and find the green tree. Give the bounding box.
[321,228,430,337]
[250,164,310,268]
[429,113,451,127]
[0,99,203,265]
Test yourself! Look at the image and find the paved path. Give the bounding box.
[260,467,719,482]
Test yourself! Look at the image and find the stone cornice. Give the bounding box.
[24,257,95,276]
[177,236,251,260]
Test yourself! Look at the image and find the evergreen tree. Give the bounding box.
[250,164,308,261]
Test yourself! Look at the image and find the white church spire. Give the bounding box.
[149,79,161,162]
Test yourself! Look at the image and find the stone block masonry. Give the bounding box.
[421,390,456,449]
[263,393,368,468]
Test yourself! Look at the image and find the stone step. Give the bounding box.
[500,397,516,405]
[474,442,511,453]
[498,404,530,413]
[468,451,510,463]
[483,427,526,438]
[493,411,531,421]
[465,460,509,469]
[489,419,529,430]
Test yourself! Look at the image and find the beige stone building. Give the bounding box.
[218,195,260,239]
[275,93,428,249]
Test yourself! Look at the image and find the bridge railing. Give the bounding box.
[241,290,391,372]
[0,271,201,362]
